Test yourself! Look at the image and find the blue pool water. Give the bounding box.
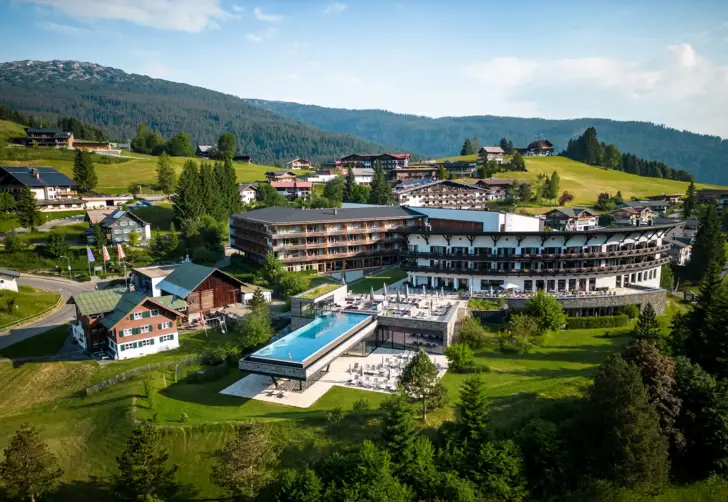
[252,312,372,363]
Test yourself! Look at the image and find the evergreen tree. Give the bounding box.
[660,265,674,291]
[499,137,510,153]
[210,422,276,500]
[603,144,621,170]
[217,132,237,158]
[583,354,669,490]
[0,423,63,502]
[400,348,448,420]
[518,183,533,202]
[688,204,725,280]
[72,149,98,192]
[683,181,697,218]
[0,192,16,212]
[546,171,560,201]
[3,228,21,252]
[115,421,178,501]
[436,164,448,180]
[275,468,323,502]
[16,186,42,231]
[344,166,356,202]
[155,151,176,194]
[460,138,474,156]
[683,260,725,366]
[215,157,241,218]
[250,287,268,316]
[633,303,661,341]
[369,164,394,205]
[150,231,165,259]
[380,392,418,468]
[199,161,224,220]
[510,151,526,171]
[457,376,489,446]
[167,222,179,253]
[173,160,203,224]
[472,440,528,501]
[471,137,481,153]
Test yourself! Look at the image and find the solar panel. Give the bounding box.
[113,211,126,218]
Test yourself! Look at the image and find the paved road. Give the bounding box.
[0,275,95,351]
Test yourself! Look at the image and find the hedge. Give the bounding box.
[565,314,630,330]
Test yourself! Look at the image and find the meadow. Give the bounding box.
[0,285,60,328]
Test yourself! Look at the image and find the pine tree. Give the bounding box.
[215,157,241,218]
[460,138,473,156]
[155,151,176,194]
[151,231,165,259]
[683,181,697,218]
[250,287,268,316]
[457,376,489,446]
[200,161,224,220]
[16,186,42,231]
[173,160,203,224]
[688,205,725,280]
[660,264,674,291]
[546,171,560,201]
[633,303,661,341]
[369,164,394,205]
[380,392,418,468]
[583,354,669,490]
[167,222,179,252]
[47,229,69,258]
[0,423,63,502]
[344,166,356,202]
[115,421,178,501]
[400,348,448,420]
[436,164,448,180]
[499,137,509,153]
[210,422,276,499]
[72,150,98,192]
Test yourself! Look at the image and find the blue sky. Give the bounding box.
[1,0,728,137]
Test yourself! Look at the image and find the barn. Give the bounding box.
[156,263,247,322]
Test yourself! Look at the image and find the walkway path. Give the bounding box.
[0,275,96,350]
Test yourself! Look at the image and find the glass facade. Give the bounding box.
[345,326,444,356]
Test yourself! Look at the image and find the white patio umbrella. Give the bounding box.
[383,282,388,298]
[422,285,426,296]
[441,286,445,297]
[396,289,401,303]
[469,283,473,296]
[370,285,375,302]
[405,284,410,299]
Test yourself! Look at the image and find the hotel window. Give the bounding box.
[121,328,132,337]
[523,280,533,292]
[568,279,577,290]
[160,334,175,343]
[158,321,173,330]
[150,309,159,317]
[140,325,152,334]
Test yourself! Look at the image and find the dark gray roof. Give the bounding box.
[398,179,488,195]
[37,198,83,206]
[0,269,20,278]
[233,206,419,224]
[99,210,148,229]
[666,238,690,248]
[157,263,245,298]
[0,166,77,188]
[618,200,669,209]
[546,207,598,218]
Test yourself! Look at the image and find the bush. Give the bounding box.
[326,407,345,424]
[623,304,639,320]
[460,316,488,348]
[444,342,474,371]
[350,398,370,422]
[565,314,630,329]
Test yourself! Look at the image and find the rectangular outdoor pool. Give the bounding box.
[251,312,373,365]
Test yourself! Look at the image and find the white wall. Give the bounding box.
[410,208,541,232]
[112,333,180,360]
[0,277,18,292]
[71,322,86,349]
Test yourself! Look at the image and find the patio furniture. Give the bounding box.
[277,391,285,398]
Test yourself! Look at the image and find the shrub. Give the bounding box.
[444,342,474,371]
[565,314,630,329]
[623,304,639,319]
[350,398,370,422]
[326,407,345,424]
[460,316,488,348]
[524,290,567,333]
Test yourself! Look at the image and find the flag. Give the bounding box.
[86,247,95,263]
[102,246,110,261]
[117,244,126,260]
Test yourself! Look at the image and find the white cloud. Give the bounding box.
[286,73,300,81]
[25,0,234,33]
[323,2,347,15]
[253,7,282,22]
[232,4,244,13]
[37,21,87,36]
[246,33,263,42]
[246,27,277,43]
[463,43,728,137]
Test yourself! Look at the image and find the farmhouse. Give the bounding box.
[286,158,314,170]
[265,170,297,182]
[612,206,656,226]
[616,200,670,215]
[478,146,505,164]
[270,181,313,200]
[516,139,555,156]
[544,207,599,231]
[196,145,213,158]
[70,288,185,358]
[0,166,79,211]
[85,210,152,245]
[24,128,74,148]
[395,166,437,182]
[81,195,134,210]
[238,183,257,205]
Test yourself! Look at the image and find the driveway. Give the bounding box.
[0,275,96,351]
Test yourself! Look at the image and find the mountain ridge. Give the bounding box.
[0,60,399,165]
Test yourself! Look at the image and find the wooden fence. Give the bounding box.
[84,354,203,396]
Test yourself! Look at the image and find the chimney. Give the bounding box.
[333,208,338,215]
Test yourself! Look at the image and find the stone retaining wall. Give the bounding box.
[505,289,667,315]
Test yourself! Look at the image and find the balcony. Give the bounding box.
[280,247,400,263]
[401,257,671,276]
[400,244,669,262]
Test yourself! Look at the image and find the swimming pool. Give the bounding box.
[251,312,373,364]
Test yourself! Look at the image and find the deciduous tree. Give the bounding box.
[524,290,566,334]
[0,192,16,212]
[217,132,237,158]
[165,132,195,157]
[400,348,448,420]
[558,191,574,206]
[47,229,69,258]
[0,423,63,502]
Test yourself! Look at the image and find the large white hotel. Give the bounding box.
[230,206,673,316]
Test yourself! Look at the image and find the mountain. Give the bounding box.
[249,100,728,185]
[0,60,395,165]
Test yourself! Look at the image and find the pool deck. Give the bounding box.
[221,346,449,408]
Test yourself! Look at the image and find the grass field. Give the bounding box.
[437,155,725,206]
[0,324,69,358]
[130,203,175,231]
[0,119,26,143]
[0,285,60,328]
[348,267,408,293]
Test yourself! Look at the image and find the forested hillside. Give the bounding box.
[0,60,394,165]
[251,100,728,185]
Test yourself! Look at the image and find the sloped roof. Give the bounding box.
[0,269,19,278]
[547,207,598,218]
[73,288,125,316]
[0,166,77,188]
[238,183,257,192]
[157,263,244,299]
[99,210,149,229]
[286,158,311,164]
[480,146,505,154]
[101,292,185,329]
[234,206,419,225]
[86,209,115,224]
[270,181,313,188]
[196,145,213,152]
[398,179,488,195]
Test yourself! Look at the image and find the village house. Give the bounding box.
[616,200,670,215]
[612,206,656,226]
[238,183,258,205]
[0,166,80,212]
[395,180,491,210]
[544,207,599,231]
[265,170,297,183]
[438,161,478,178]
[0,269,19,292]
[646,194,682,204]
[478,146,505,164]
[24,128,74,148]
[81,195,134,210]
[395,166,437,182]
[516,139,555,156]
[270,181,313,200]
[286,158,315,170]
[697,189,728,213]
[233,154,253,163]
[70,288,185,358]
[666,238,691,266]
[196,145,213,158]
[74,141,113,152]
[473,178,521,192]
[85,210,152,245]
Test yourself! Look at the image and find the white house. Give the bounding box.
[238,183,258,205]
[0,269,19,292]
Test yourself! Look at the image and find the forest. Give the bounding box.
[251,100,728,185]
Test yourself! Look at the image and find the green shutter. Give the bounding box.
[170,334,174,340]
[150,338,155,345]
[132,327,140,335]
[149,325,154,332]
[142,311,150,319]
[129,314,134,321]
[158,323,162,330]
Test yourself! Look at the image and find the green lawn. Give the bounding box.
[437,155,725,206]
[0,285,61,328]
[130,203,174,231]
[0,119,27,142]
[18,222,89,244]
[307,275,338,288]
[348,268,408,294]
[297,283,341,299]
[0,324,69,358]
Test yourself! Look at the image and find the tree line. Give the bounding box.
[562,127,694,182]
[0,104,107,141]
